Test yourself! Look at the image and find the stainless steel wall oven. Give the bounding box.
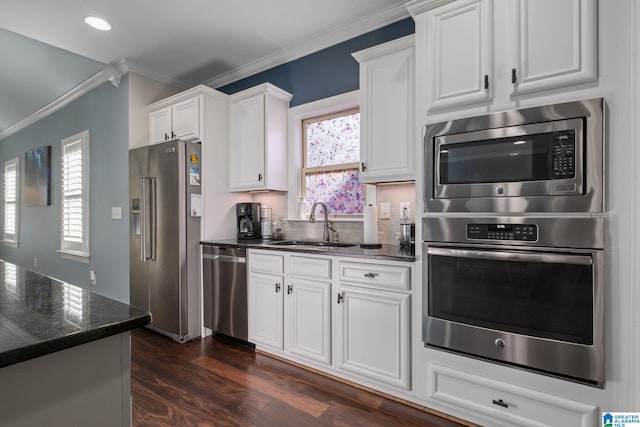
[423,98,604,213]
[423,216,605,387]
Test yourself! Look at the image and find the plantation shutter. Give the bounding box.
[60,130,89,259]
[4,158,19,243]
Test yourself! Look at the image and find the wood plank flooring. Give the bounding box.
[131,328,470,427]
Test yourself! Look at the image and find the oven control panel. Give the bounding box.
[467,223,538,241]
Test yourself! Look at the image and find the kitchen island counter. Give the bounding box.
[0,259,150,367]
[0,259,151,427]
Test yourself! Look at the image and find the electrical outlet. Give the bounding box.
[33,258,37,267]
[90,270,97,286]
[399,202,411,219]
[379,202,391,219]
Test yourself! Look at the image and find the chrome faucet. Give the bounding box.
[309,201,331,242]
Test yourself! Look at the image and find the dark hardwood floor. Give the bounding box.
[131,328,470,427]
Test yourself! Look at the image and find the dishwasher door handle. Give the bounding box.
[203,253,246,263]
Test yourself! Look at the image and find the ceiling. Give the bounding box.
[0,0,409,140]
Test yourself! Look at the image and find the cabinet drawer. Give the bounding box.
[339,261,409,291]
[290,256,331,280]
[250,252,284,274]
[428,364,597,427]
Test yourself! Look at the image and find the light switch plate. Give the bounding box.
[111,207,122,220]
[379,202,391,219]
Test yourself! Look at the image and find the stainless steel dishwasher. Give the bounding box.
[202,245,249,343]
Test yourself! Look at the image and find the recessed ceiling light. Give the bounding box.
[84,16,111,31]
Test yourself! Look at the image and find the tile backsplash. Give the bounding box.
[252,182,415,244]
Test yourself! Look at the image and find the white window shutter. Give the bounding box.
[60,130,90,260]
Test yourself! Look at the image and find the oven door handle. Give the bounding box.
[426,247,592,266]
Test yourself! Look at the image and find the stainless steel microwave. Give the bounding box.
[424,98,604,213]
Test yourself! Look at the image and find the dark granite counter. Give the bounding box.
[0,259,151,368]
[201,238,416,262]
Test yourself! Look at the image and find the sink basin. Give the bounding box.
[268,240,355,248]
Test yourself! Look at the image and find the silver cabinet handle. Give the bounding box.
[363,272,379,278]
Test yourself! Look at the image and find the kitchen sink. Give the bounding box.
[267,240,355,248]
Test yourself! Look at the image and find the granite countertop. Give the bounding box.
[201,238,416,262]
[0,259,151,368]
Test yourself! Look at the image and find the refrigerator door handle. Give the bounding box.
[140,176,158,262]
[140,176,147,262]
[149,177,158,261]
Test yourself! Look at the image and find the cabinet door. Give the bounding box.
[425,0,493,112]
[229,94,266,191]
[286,278,331,365]
[172,97,201,141]
[359,40,415,182]
[336,285,410,390]
[510,0,597,96]
[248,272,283,349]
[149,107,172,144]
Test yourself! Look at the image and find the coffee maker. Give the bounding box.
[236,202,261,239]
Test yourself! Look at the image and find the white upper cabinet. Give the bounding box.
[510,0,598,96]
[407,0,598,115]
[229,83,292,192]
[148,96,202,144]
[353,35,416,182]
[422,0,493,112]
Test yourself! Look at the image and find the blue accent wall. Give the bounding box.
[217,18,415,106]
[0,76,130,302]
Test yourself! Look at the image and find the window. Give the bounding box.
[59,130,90,262]
[302,108,364,216]
[3,157,19,247]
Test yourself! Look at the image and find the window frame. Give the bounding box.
[3,157,20,247]
[300,107,363,217]
[58,130,90,263]
[287,91,364,221]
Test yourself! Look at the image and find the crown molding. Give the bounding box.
[204,3,411,89]
[0,62,127,142]
[405,0,455,17]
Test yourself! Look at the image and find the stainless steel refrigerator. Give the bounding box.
[129,139,202,343]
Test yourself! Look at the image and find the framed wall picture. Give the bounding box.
[25,145,51,206]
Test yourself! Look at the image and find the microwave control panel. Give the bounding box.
[552,130,576,178]
[467,223,538,241]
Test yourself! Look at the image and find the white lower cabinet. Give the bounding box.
[248,250,413,393]
[286,277,331,365]
[335,284,411,390]
[248,271,284,349]
[248,251,284,349]
[248,251,332,366]
[428,363,598,427]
